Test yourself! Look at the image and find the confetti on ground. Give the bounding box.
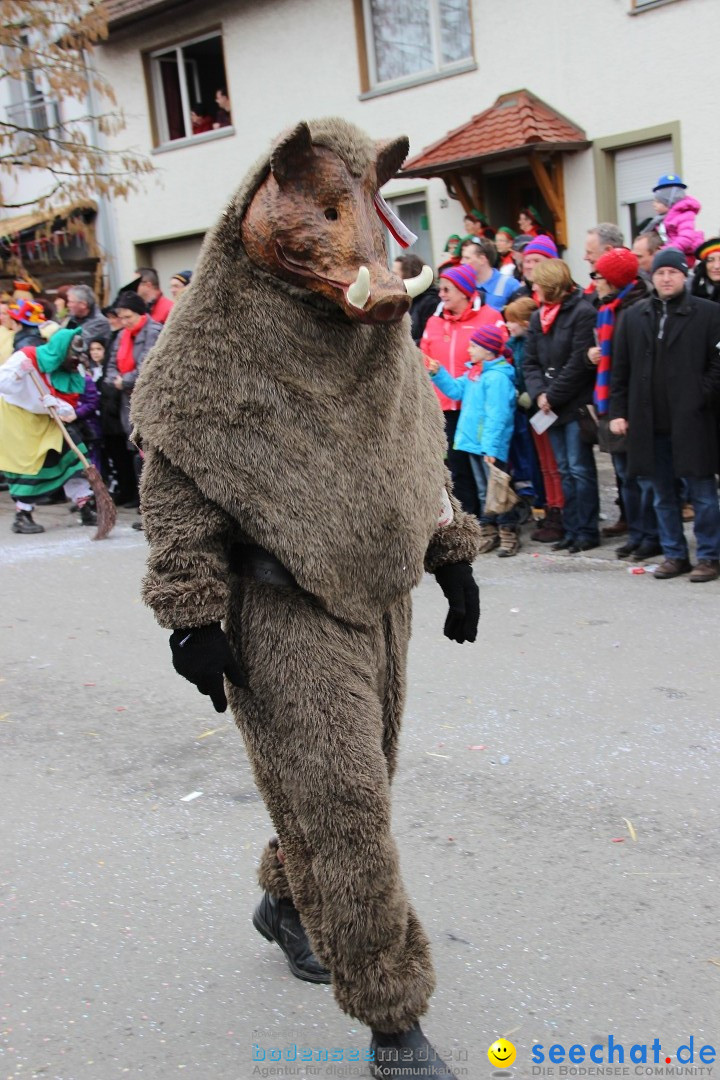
[181,790,203,801]
[510,608,520,613]
[706,958,720,968]
[84,682,96,687]
[196,727,226,740]
[623,817,638,842]
[0,712,10,721]
[468,744,486,750]
[611,838,625,843]
[115,706,127,712]
[83,732,100,737]
[425,751,450,760]
[629,566,645,575]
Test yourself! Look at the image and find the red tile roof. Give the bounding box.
[402,90,588,177]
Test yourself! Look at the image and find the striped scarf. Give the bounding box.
[593,283,633,415]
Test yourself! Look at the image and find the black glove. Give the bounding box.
[169,623,247,713]
[435,562,480,644]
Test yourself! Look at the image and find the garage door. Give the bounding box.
[615,140,675,241]
[137,233,206,295]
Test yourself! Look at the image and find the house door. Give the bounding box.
[484,170,554,243]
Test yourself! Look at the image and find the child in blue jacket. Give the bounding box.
[428,324,521,556]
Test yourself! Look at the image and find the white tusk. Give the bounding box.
[346,265,370,309]
[404,264,434,299]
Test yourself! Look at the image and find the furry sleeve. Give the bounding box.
[140,445,236,629]
[424,472,483,573]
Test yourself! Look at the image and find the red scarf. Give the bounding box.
[117,314,147,375]
[539,302,561,334]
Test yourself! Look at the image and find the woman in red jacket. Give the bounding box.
[420,263,506,515]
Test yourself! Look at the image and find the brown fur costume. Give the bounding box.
[132,117,481,1032]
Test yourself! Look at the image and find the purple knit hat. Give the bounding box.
[523,235,558,259]
[440,263,477,297]
[470,324,512,360]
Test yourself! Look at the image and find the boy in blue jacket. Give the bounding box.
[428,324,521,556]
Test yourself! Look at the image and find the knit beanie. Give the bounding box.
[440,263,477,298]
[595,248,639,290]
[171,269,192,286]
[116,291,148,316]
[523,235,558,260]
[651,248,689,276]
[470,324,512,359]
[695,237,720,262]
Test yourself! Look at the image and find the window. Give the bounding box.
[6,34,60,135]
[614,140,674,240]
[148,32,230,146]
[362,0,473,91]
[382,194,432,268]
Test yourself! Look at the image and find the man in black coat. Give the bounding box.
[610,249,720,582]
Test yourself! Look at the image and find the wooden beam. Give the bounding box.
[552,156,567,248]
[529,153,566,248]
[470,174,485,214]
[448,172,473,216]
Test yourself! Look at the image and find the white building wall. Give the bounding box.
[95,0,720,288]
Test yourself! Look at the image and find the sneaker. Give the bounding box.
[11,510,45,535]
[79,500,97,526]
[689,559,720,583]
[653,557,692,580]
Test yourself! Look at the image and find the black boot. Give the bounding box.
[11,510,44,535]
[370,1023,458,1079]
[79,500,97,526]
[252,891,331,984]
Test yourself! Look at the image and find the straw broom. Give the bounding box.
[27,367,117,540]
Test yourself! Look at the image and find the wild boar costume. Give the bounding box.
[132,117,481,1080]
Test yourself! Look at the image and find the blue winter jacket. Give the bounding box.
[431,358,517,459]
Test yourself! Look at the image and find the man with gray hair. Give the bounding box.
[66,284,111,350]
[584,222,625,273]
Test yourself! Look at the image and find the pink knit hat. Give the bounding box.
[439,263,477,298]
[523,235,558,259]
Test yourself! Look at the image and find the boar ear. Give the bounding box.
[270,122,315,184]
[375,136,409,187]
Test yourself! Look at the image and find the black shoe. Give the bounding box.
[252,892,331,984]
[11,510,44,535]
[131,520,144,531]
[569,538,599,554]
[370,1023,458,1079]
[80,501,97,526]
[35,489,68,505]
[633,542,663,560]
[616,541,640,559]
[551,537,573,551]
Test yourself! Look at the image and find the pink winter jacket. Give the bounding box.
[662,196,704,263]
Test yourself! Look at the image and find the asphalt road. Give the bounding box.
[1,482,718,1080]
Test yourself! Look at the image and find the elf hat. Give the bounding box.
[439,263,477,298]
[595,248,639,290]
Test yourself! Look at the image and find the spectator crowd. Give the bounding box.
[2,169,720,583]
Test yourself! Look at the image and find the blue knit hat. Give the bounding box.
[523,235,558,259]
[440,263,477,297]
[470,324,512,360]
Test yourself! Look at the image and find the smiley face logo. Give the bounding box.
[488,1039,516,1068]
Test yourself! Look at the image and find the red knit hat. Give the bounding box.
[470,324,512,360]
[595,248,639,290]
[440,263,477,298]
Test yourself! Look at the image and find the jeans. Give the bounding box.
[548,420,600,543]
[468,454,519,526]
[444,411,479,517]
[638,434,720,561]
[613,452,658,546]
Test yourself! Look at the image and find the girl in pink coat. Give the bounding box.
[647,173,704,264]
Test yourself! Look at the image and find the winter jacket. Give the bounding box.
[75,374,102,442]
[610,292,720,477]
[148,294,174,325]
[67,304,112,351]
[508,335,529,397]
[105,317,162,435]
[420,301,507,411]
[431,358,517,459]
[409,286,440,344]
[522,289,597,425]
[662,196,704,262]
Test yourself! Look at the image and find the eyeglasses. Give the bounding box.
[589,271,604,280]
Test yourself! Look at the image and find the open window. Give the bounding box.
[148,31,230,147]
